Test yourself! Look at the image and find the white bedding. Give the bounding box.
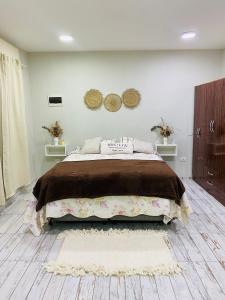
[64,152,162,162]
[25,152,191,236]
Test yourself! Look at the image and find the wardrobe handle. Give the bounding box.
[196,128,200,138]
[209,120,212,132]
[211,120,215,133]
[207,180,213,185]
[208,171,214,176]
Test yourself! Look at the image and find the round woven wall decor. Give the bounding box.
[104,94,122,112]
[122,88,141,108]
[84,89,103,109]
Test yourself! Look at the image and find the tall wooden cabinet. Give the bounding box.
[193,78,225,206]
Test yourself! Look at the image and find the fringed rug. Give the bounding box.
[45,229,181,276]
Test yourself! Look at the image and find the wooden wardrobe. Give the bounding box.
[193,78,225,206]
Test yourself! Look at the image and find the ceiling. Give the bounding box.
[0,0,225,52]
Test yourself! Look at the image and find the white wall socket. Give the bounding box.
[180,156,187,162]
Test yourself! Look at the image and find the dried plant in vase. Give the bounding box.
[42,121,64,145]
[151,118,173,145]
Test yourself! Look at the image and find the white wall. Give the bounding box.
[28,50,222,178]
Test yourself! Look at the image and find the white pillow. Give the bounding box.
[101,141,133,155]
[119,136,134,143]
[105,137,133,143]
[81,137,102,154]
[133,139,155,154]
[68,146,81,155]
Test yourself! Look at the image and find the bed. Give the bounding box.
[25,152,191,236]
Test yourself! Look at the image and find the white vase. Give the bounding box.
[53,137,59,146]
[163,137,168,145]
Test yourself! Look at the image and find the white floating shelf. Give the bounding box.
[45,144,67,157]
[155,144,177,157]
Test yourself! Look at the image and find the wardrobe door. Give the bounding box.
[204,79,225,204]
[192,86,200,181]
[193,85,207,183]
[214,79,225,195]
[205,81,216,190]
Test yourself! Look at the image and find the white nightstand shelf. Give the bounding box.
[155,144,177,157]
[45,145,67,157]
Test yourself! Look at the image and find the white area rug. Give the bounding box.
[45,229,181,276]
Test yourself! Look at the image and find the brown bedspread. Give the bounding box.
[33,159,185,212]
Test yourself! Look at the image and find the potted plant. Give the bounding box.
[151,118,173,145]
[42,121,64,145]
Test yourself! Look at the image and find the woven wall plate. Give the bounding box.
[122,88,141,108]
[104,94,122,112]
[84,89,103,109]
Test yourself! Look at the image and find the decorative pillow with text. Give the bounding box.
[101,141,133,154]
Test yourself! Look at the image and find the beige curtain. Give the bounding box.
[0,66,4,204]
[0,158,5,205]
[0,53,31,201]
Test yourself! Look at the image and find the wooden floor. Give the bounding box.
[0,179,225,300]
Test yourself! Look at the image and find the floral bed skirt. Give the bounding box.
[24,194,191,236]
